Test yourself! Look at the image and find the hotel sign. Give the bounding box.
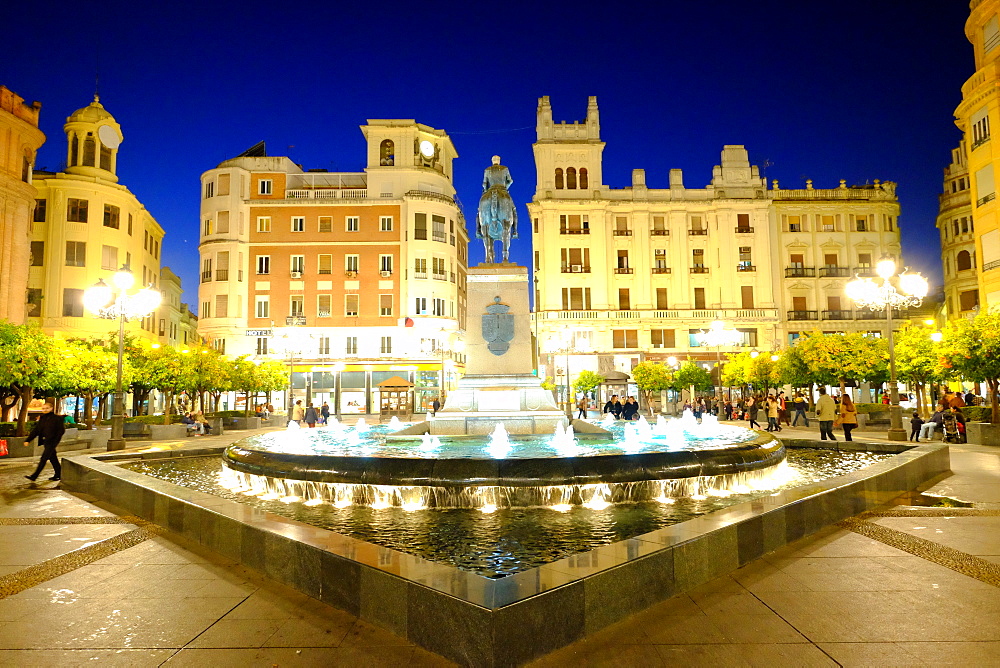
[246,329,273,337]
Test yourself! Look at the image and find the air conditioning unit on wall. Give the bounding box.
[346,270,358,278]
[571,265,582,273]
[380,270,392,277]
[290,271,302,279]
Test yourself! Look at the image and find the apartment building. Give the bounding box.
[937,143,979,319]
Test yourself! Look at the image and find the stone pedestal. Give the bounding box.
[432,264,565,435]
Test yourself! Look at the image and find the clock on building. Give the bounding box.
[419,140,435,158]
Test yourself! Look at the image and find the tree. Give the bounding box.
[776,343,814,392]
[229,357,288,416]
[43,339,122,428]
[939,310,1000,424]
[147,346,195,424]
[796,331,887,394]
[630,362,673,415]
[572,370,604,396]
[0,323,55,435]
[747,354,781,393]
[721,352,752,390]
[673,361,713,397]
[894,325,946,417]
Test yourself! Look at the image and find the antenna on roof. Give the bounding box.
[94,47,101,102]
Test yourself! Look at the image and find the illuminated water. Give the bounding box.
[125,448,892,578]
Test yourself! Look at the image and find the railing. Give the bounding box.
[651,267,672,274]
[736,264,756,272]
[613,230,632,236]
[284,188,368,199]
[541,308,780,321]
[450,271,456,282]
[560,227,589,235]
[972,135,991,151]
[414,271,428,279]
[978,192,996,207]
[432,231,447,243]
[788,224,802,232]
[819,266,850,277]
[613,267,634,274]
[822,310,853,320]
[286,316,307,326]
[613,310,640,319]
[404,189,455,204]
[785,267,815,277]
[856,309,907,320]
[688,229,708,235]
[201,271,212,283]
[788,310,818,321]
[215,269,229,281]
[985,259,1000,272]
[771,187,893,200]
[854,267,874,277]
[560,266,591,273]
[432,271,447,280]
[735,227,754,234]
[650,229,669,236]
[690,266,709,273]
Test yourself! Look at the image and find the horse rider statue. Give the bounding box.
[476,155,518,263]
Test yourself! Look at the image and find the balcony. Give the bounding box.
[613,229,632,236]
[854,267,874,277]
[651,267,672,274]
[414,271,428,279]
[284,188,367,200]
[822,310,853,320]
[788,224,802,232]
[215,269,229,281]
[537,307,781,322]
[286,316,307,326]
[787,310,819,321]
[785,267,815,278]
[690,266,709,274]
[972,134,991,151]
[560,227,589,235]
[613,267,634,274]
[688,229,708,236]
[561,265,591,273]
[201,271,212,283]
[432,231,447,243]
[978,192,996,207]
[433,271,447,280]
[819,266,850,278]
[650,229,669,236]
[735,226,754,234]
[856,309,907,320]
[736,264,756,272]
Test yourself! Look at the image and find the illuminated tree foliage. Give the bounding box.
[893,325,947,417]
[572,369,605,396]
[630,362,673,414]
[0,323,55,435]
[939,310,1000,424]
[796,331,887,394]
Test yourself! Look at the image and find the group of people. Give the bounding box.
[289,400,332,428]
[180,411,213,435]
[253,404,274,420]
[912,391,971,442]
[599,395,641,420]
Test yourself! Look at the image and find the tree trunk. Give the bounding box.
[989,378,1000,425]
[98,394,109,425]
[15,386,33,436]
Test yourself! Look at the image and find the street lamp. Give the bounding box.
[694,320,743,400]
[547,333,591,420]
[276,326,312,414]
[83,267,161,450]
[846,258,929,441]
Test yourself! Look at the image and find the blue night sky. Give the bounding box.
[8,1,971,310]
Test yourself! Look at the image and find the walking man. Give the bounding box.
[815,387,837,441]
[25,402,66,482]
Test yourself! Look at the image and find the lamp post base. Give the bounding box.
[107,438,126,451]
[886,428,908,442]
[887,404,907,442]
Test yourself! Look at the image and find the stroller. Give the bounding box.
[942,413,965,444]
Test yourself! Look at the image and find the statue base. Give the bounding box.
[429,374,566,435]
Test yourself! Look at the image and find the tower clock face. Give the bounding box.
[98,124,121,149]
[419,140,434,158]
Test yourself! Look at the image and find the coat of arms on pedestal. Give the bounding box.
[482,297,514,356]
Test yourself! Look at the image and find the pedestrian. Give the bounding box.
[24,402,66,482]
[304,403,318,428]
[838,394,858,441]
[748,397,762,429]
[431,397,442,416]
[910,412,924,442]
[320,402,330,425]
[815,387,837,441]
[791,392,810,427]
[724,400,733,420]
[291,400,305,426]
[778,391,791,426]
[603,395,623,419]
[576,395,589,420]
[765,395,781,432]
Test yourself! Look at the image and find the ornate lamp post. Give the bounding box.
[846,258,929,441]
[83,268,161,451]
[547,333,591,419]
[693,320,743,400]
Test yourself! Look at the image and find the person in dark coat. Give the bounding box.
[304,403,319,428]
[25,403,66,482]
[622,397,639,420]
[603,395,623,419]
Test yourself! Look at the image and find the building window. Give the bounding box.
[821,215,836,231]
[346,216,359,232]
[318,216,332,233]
[380,336,392,354]
[414,213,428,240]
[30,241,44,267]
[318,254,332,274]
[561,287,591,310]
[414,297,428,315]
[554,168,564,189]
[566,167,577,189]
[432,215,446,242]
[255,296,269,318]
[579,168,589,189]
[317,295,332,318]
[380,255,393,273]
[127,213,133,235]
[432,298,445,316]
[380,139,394,166]
[216,211,230,234]
[256,337,268,355]
[653,248,668,269]
[855,215,868,232]
[617,250,630,269]
[736,213,751,232]
[414,258,427,277]
[26,288,42,317]
[345,255,359,273]
[65,241,86,267]
[614,217,630,235]
[258,179,272,195]
[204,181,214,199]
[380,216,393,231]
[960,289,980,311]
[694,287,706,310]
[345,294,359,316]
[256,216,271,232]
[618,288,630,310]
[256,255,270,274]
[736,328,758,347]
[957,250,973,271]
[692,248,705,268]
[738,246,753,270]
[787,215,801,232]
[291,216,305,232]
[689,216,705,234]
[432,257,446,279]
[62,288,84,317]
[101,245,118,271]
[346,337,358,355]
[215,295,229,318]
[885,215,895,231]
[290,296,304,317]
[655,288,668,309]
[379,294,393,316]
[651,329,675,348]
[612,329,638,349]
[203,218,214,236]
[316,337,330,355]
[34,199,46,222]
[741,285,754,309]
[652,216,667,235]
[217,173,230,196]
[67,198,88,223]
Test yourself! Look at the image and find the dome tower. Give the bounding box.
[63,95,123,182]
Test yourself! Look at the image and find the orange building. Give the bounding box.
[198,121,469,414]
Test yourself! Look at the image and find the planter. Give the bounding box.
[207,417,224,435]
[149,424,189,440]
[228,417,261,430]
[79,429,111,450]
[122,423,150,439]
[967,422,1000,447]
[0,436,31,458]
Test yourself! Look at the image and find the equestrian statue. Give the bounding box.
[476,155,518,263]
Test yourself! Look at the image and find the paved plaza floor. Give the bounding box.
[0,424,998,666]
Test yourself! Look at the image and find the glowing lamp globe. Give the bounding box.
[83,280,113,313]
[876,259,897,280]
[112,270,136,290]
[898,272,929,298]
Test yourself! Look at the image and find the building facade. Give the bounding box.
[0,86,45,325]
[956,0,1000,309]
[29,97,165,342]
[529,97,904,399]
[197,121,469,414]
[937,143,979,319]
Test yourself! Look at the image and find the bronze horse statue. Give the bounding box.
[476,155,518,263]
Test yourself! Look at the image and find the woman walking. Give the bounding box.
[839,394,858,441]
[747,397,762,429]
[24,403,66,482]
[766,395,782,432]
[304,403,319,428]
